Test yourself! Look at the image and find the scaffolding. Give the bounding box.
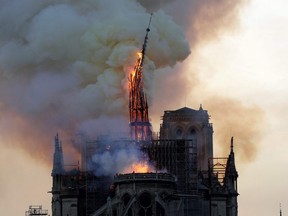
[208,157,228,187]
[85,174,112,216]
[146,139,198,194]
[25,205,49,216]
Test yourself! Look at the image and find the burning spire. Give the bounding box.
[128,14,153,143]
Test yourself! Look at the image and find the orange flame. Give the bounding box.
[137,52,142,59]
[122,161,154,173]
[129,52,142,80]
[130,69,136,80]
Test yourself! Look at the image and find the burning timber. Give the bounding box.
[128,14,152,143]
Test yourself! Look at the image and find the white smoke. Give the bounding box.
[0,0,190,158]
[91,143,143,176]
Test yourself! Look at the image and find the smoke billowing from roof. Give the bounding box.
[0,0,190,161]
[0,0,262,164]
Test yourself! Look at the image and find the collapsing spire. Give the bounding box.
[52,133,64,175]
[128,14,152,143]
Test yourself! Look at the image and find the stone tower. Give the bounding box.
[159,105,213,170]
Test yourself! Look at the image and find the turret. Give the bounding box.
[52,133,64,176]
[224,137,239,216]
[226,137,238,188]
[51,133,64,216]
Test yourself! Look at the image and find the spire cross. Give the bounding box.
[230,136,234,153]
[140,13,152,68]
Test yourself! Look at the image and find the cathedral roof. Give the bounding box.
[175,107,197,113]
[161,106,210,125]
[164,106,207,117]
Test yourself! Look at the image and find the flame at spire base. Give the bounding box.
[122,160,155,173]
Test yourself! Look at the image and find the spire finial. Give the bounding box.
[140,13,153,68]
[55,133,60,149]
[231,136,234,153]
[199,104,203,110]
[147,13,153,31]
[52,132,64,175]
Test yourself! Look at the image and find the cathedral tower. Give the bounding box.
[159,105,213,170]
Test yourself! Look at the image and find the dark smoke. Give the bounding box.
[139,0,248,46]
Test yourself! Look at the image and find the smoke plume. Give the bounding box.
[0,0,261,165]
[139,0,248,46]
[0,0,190,161]
[90,140,154,176]
[142,0,264,162]
[203,96,264,161]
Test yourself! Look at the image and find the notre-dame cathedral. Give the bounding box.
[51,105,238,216]
[50,18,239,216]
